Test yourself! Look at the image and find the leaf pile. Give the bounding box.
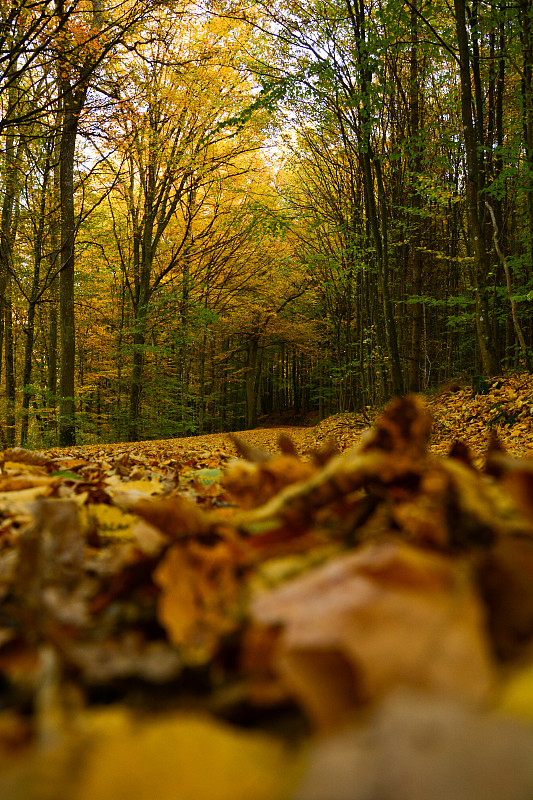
[426,372,533,459]
[313,411,369,451]
[0,394,533,799]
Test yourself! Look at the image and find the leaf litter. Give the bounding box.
[0,380,533,798]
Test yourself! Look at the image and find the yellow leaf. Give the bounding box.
[83,504,137,541]
[153,541,241,662]
[75,710,302,800]
[107,478,165,497]
[499,663,533,722]
[0,484,52,513]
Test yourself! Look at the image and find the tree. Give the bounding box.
[54,0,161,444]
[98,11,271,439]
[453,0,499,375]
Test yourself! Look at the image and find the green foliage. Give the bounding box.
[3,0,533,446]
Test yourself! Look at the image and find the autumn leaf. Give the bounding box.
[251,540,495,729]
[293,690,533,800]
[0,710,303,800]
[75,710,303,800]
[477,535,533,659]
[154,540,242,661]
[224,454,316,510]
[360,394,432,458]
[82,503,138,542]
[132,495,210,539]
[499,662,533,722]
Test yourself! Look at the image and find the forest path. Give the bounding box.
[56,373,533,464]
[70,425,327,462]
[172,425,319,457]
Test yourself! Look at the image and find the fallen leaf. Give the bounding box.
[251,540,495,728]
[224,455,316,510]
[499,662,533,722]
[477,535,533,659]
[106,477,166,497]
[82,504,137,542]
[154,540,242,662]
[1,448,51,468]
[76,710,302,800]
[292,690,533,800]
[0,485,54,514]
[132,495,210,539]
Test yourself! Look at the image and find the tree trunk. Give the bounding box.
[128,299,148,441]
[486,201,532,371]
[408,1,424,392]
[520,0,533,267]
[0,75,22,392]
[47,132,61,438]
[21,158,50,446]
[58,81,86,445]
[340,0,403,396]
[5,296,15,446]
[454,0,499,375]
[245,335,260,429]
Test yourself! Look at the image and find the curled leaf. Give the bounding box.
[251,540,495,729]
[154,541,241,661]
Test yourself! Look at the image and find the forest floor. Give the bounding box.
[59,370,533,467]
[1,373,533,800]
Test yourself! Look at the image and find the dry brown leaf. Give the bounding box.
[1,448,52,468]
[229,434,273,464]
[132,495,210,539]
[360,394,432,458]
[477,535,533,660]
[0,476,53,492]
[224,455,316,510]
[16,499,84,593]
[75,709,302,800]
[251,540,495,729]
[293,690,533,800]
[154,541,241,661]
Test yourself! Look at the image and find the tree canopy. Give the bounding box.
[0,0,532,445]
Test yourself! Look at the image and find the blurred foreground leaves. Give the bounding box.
[0,391,533,799]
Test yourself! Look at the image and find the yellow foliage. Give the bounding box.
[499,662,533,722]
[82,504,137,541]
[75,709,302,800]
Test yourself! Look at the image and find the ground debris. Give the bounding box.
[1,387,533,799]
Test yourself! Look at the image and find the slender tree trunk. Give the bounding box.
[58,81,86,445]
[47,129,61,437]
[486,201,532,370]
[5,295,15,446]
[245,335,261,429]
[179,249,191,431]
[520,0,533,266]
[115,270,126,438]
[128,225,153,441]
[374,158,403,395]
[0,76,21,392]
[128,298,149,441]
[408,1,424,392]
[127,137,158,441]
[21,305,38,447]
[21,158,50,446]
[339,0,403,395]
[454,0,499,375]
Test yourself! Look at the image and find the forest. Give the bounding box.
[1,0,532,447]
